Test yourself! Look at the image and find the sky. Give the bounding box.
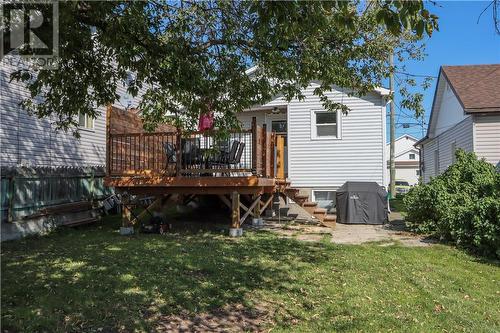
[389,0,500,141]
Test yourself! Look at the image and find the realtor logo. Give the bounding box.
[1,0,59,68]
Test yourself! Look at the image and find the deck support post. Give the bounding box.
[252,194,263,226]
[120,193,134,235]
[229,191,242,237]
[270,192,280,217]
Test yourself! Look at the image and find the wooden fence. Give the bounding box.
[1,166,112,222]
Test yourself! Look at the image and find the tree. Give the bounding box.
[6,0,438,134]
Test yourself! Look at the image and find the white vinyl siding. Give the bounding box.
[238,83,386,189]
[0,62,142,167]
[474,114,500,167]
[431,75,468,137]
[287,83,385,189]
[421,116,474,182]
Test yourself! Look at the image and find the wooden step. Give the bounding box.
[313,208,327,221]
[284,188,300,196]
[323,214,337,222]
[322,214,337,228]
[293,195,309,205]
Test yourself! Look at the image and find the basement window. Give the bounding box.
[312,190,336,213]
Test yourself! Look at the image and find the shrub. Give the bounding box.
[404,150,500,257]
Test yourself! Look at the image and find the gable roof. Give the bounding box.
[245,66,391,97]
[395,147,419,159]
[441,64,500,113]
[415,64,500,147]
[394,134,419,143]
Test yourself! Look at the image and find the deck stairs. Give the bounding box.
[276,180,336,227]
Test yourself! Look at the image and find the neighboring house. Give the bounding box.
[385,135,420,186]
[416,64,500,183]
[237,79,390,211]
[0,62,141,225]
[0,63,141,167]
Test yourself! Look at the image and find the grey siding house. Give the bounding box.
[1,63,141,167]
[416,64,500,183]
[0,63,140,227]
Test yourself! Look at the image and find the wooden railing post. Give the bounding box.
[251,117,257,175]
[106,105,111,175]
[175,128,182,177]
[262,124,267,177]
[270,133,276,178]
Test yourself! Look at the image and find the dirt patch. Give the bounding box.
[153,303,270,332]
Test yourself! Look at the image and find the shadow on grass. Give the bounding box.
[1,215,333,332]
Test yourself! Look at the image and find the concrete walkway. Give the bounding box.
[332,212,435,246]
[260,212,435,247]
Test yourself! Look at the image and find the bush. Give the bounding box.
[404,150,500,257]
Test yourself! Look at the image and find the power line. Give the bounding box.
[395,71,437,79]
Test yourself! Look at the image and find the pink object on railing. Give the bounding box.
[198,112,214,131]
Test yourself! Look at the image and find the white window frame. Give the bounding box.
[78,112,95,130]
[409,153,416,160]
[311,189,337,213]
[310,109,341,140]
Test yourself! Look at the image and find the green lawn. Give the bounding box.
[2,216,499,332]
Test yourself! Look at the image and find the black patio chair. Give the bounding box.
[164,142,177,164]
[209,140,239,167]
[181,138,203,167]
[229,142,245,167]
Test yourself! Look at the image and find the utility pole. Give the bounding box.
[389,53,396,198]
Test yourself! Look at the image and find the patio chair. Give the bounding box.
[181,138,203,167]
[229,142,245,168]
[164,142,177,164]
[209,140,239,167]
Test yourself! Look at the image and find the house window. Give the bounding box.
[451,142,456,163]
[271,120,287,134]
[409,153,416,160]
[311,110,339,139]
[416,170,421,176]
[78,113,95,129]
[312,190,336,213]
[434,150,440,175]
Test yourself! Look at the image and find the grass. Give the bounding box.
[2,215,499,332]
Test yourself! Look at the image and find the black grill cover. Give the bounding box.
[336,182,388,224]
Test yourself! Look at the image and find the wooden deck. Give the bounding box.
[104,107,285,233]
[104,175,276,194]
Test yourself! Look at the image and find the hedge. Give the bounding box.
[404,150,500,257]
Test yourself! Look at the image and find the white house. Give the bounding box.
[237,80,390,210]
[385,135,420,186]
[416,64,500,183]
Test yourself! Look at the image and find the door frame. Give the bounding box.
[265,111,288,177]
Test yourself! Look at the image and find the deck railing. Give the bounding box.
[106,117,277,178]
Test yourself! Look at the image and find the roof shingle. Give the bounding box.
[442,64,500,113]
